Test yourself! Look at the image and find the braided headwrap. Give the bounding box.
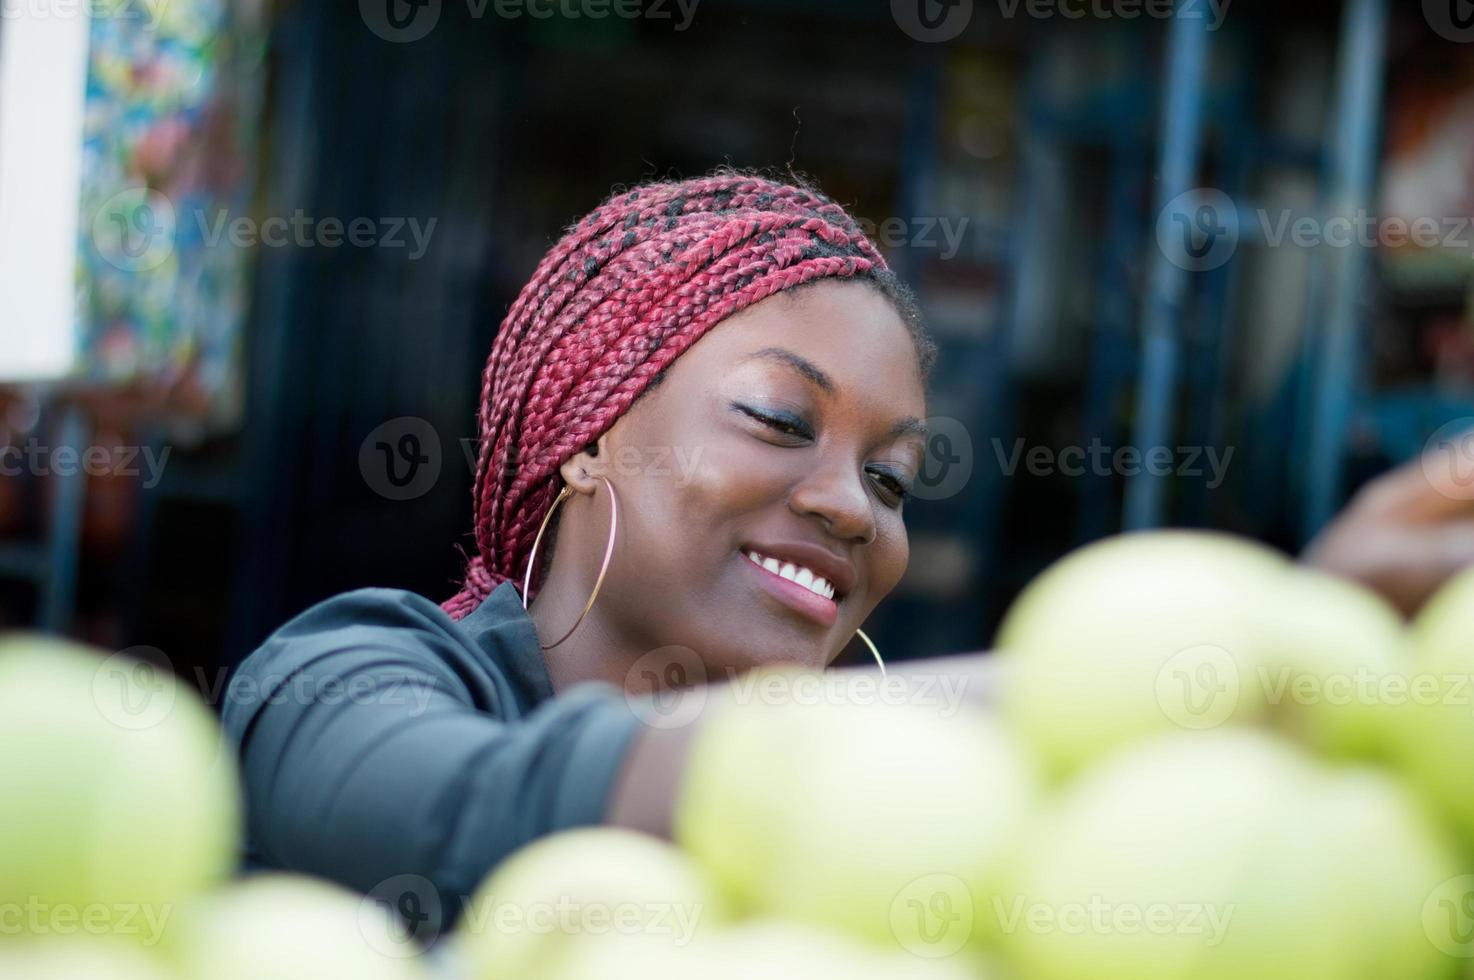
[441,171,900,620]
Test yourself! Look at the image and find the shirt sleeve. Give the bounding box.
[219,587,648,927]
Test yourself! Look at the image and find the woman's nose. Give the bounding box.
[787,460,877,545]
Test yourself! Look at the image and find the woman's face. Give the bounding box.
[575,279,928,677]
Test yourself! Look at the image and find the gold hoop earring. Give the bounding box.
[521,476,619,650]
[854,628,885,675]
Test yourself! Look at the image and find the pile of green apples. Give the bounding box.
[454,531,1474,980]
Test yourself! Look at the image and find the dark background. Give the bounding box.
[5,0,1474,695]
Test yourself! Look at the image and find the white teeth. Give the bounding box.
[742,550,837,601]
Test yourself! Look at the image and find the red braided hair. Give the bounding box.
[441,171,909,620]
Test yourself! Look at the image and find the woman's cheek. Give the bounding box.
[672,434,785,526]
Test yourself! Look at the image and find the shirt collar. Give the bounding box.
[457,580,554,708]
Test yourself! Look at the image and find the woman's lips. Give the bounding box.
[739,551,840,628]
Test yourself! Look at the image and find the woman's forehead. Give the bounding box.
[687,281,919,375]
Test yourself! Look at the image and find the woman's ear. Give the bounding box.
[558,432,612,494]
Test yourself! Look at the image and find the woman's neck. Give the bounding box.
[530,601,630,694]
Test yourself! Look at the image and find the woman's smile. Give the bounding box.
[738,544,852,628]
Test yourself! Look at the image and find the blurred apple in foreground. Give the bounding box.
[455,827,724,980]
[555,920,989,980]
[675,681,1037,956]
[0,635,240,943]
[997,730,1456,980]
[1255,567,1409,762]
[0,939,174,979]
[1395,567,1474,850]
[997,532,1415,775]
[996,532,1288,776]
[166,874,429,980]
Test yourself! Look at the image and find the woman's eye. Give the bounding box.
[869,468,913,506]
[737,404,812,440]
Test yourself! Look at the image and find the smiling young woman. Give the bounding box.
[219,170,1000,925]
[218,167,1474,934]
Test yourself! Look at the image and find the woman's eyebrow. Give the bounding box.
[741,346,834,394]
[893,417,927,438]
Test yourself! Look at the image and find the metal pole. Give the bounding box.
[38,403,87,633]
[1123,6,1212,530]
[1302,0,1388,536]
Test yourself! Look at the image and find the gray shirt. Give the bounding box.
[220,580,646,929]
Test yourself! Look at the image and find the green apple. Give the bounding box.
[556,920,988,980]
[996,730,1366,980]
[455,827,725,980]
[0,939,174,979]
[1309,767,1462,980]
[1394,566,1474,850]
[996,532,1289,776]
[167,874,430,980]
[701,920,989,980]
[675,686,1037,957]
[1254,567,1408,762]
[0,635,240,943]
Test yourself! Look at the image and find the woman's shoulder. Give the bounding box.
[223,581,553,727]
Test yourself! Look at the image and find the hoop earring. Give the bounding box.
[521,476,619,650]
[854,627,885,675]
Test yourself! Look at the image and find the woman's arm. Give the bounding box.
[222,588,647,928]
